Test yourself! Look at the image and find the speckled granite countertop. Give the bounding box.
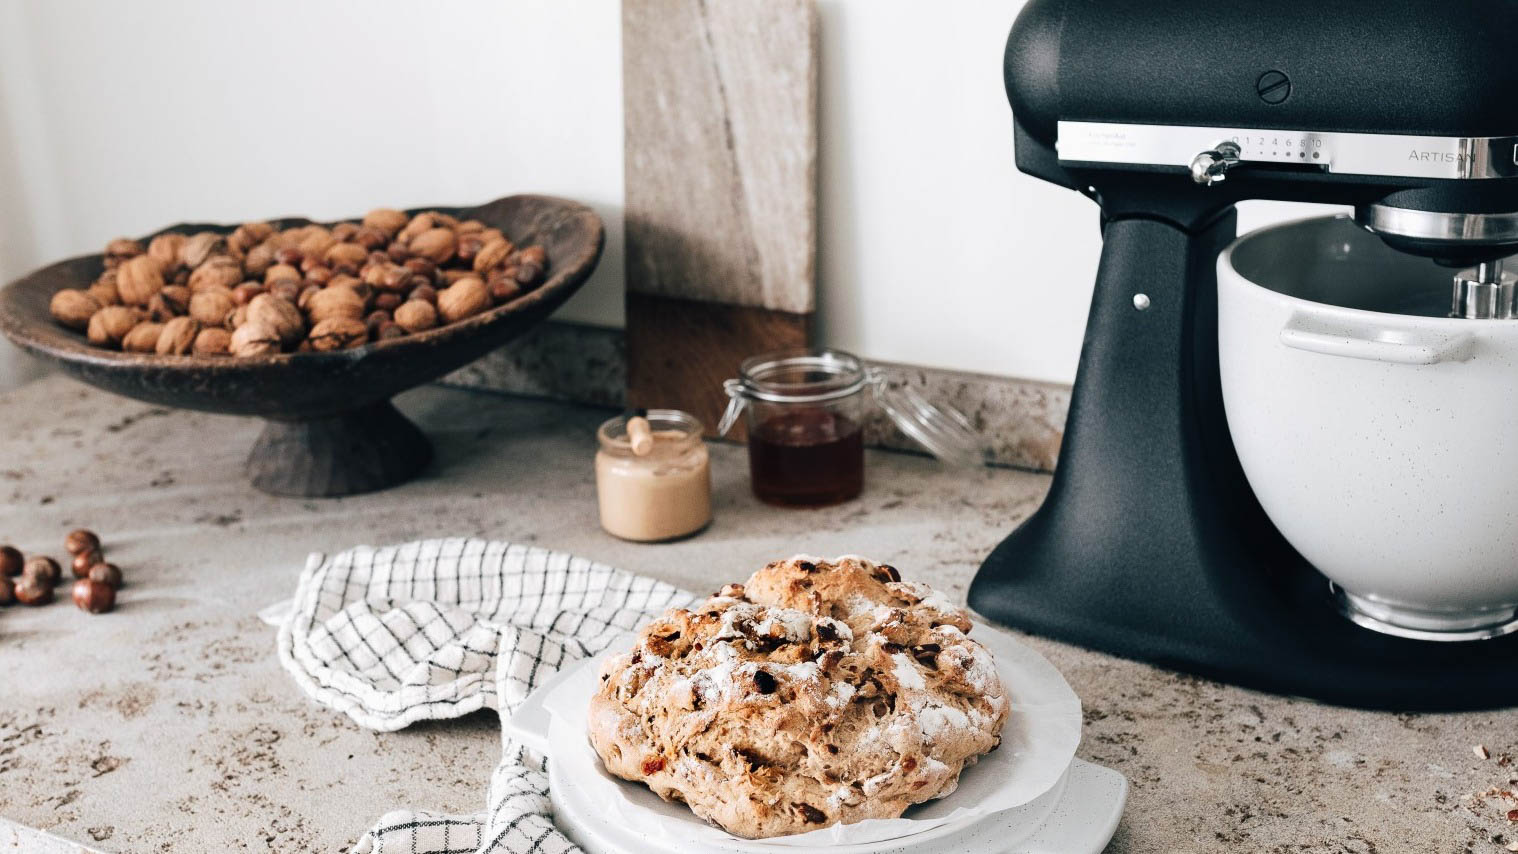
[1,375,1516,853]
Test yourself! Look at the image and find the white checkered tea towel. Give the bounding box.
[272,537,696,854]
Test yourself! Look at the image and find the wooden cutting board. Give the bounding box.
[623,0,818,440]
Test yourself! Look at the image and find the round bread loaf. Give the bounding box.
[587,555,1009,839]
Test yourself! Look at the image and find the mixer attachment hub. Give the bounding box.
[1451,260,1518,318]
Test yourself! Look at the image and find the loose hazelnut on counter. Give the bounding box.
[0,545,21,577]
[438,276,490,323]
[72,550,102,578]
[189,288,236,326]
[156,316,200,355]
[188,259,242,293]
[247,293,305,347]
[305,285,366,325]
[362,208,409,237]
[307,317,368,352]
[117,255,165,306]
[88,562,123,589]
[14,576,53,606]
[180,232,228,269]
[230,320,282,357]
[23,556,61,586]
[72,578,115,614]
[49,289,101,330]
[409,228,458,264]
[121,321,166,353]
[0,577,13,606]
[193,327,233,356]
[393,300,438,333]
[147,233,187,271]
[64,531,97,554]
[87,306,143,348]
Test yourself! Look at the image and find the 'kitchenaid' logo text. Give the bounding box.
[1408,150,1465,163]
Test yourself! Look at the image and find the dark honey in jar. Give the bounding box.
[748,407,864,506]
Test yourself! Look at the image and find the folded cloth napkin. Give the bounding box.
[274,537,696,854]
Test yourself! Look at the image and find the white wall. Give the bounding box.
[0,0,1336,391]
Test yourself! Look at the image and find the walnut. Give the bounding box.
[88,271,121,306]
[226,304,250,329]
[297,227,336,260]
[104,238,144,267]
[472,237,513,273]
[307,317,369,351]
[193,327,232,356]
[147,233,187,272]
[117,255,165,306]
[393,299,437,333]
[155,317,200,355]
[353,225,390,250]
[160,285,192,315]
[230,320,281,356]
[362,208,409,237]
[409,228,457,264]
[180,232,228,269]
[264,263,301,285]
[243,243,276,278]
[49,289,101,330]
[324,242,368,269]
[188,289,232,326]
[87,306,142,347]
[438,276,491,323]
[228,222,273,254]
[331,222,359,243]
[188,259,242,293]
[121,322,165,353]
[247,293,305,347]
[145,294,177,322]
[305,285,366,324]
[456,219,486,235]
[397,213,436,245]
[362,262,411,293]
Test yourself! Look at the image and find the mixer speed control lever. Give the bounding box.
[1190,141,1241,186]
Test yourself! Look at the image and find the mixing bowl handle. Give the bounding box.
[1278,314,1472,365]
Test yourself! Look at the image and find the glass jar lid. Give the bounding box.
[718,348,983,467]
[598,409,704,456]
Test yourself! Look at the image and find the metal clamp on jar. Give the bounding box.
[717,348,981,506]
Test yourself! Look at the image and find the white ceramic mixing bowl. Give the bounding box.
[1218,214,1518,640]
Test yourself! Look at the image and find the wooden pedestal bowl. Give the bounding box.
[0,194,604,497]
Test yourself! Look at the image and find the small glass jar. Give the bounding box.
[720,349,982,507]
[595,410,712,541]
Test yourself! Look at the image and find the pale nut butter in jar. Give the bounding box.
[595,410,712,542]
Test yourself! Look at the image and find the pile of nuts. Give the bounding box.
[0,529,123,614]
[48,209,550,357]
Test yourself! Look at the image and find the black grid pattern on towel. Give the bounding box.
[277,537,695,854]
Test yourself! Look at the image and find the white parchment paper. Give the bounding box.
[540,624,1081,848]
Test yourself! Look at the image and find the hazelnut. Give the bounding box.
[440,269,473,285]
[305,285,366,324]
[193,327,232,356]
[156,316,200,355]
[228,221,274,254]
[105,237,144,265]
[375,322,406,342]
[373,292,402,312]
[397,212,436,244]
[363,262,410,292]
[189,288,236,325]
[353,225,390,250]
[264,263,301,285]
[188,259,243,293]
[180,232,228,269]
[230,320,282,356]
[438,276,491,323]
[244,243,276,277]
[409,284,438,305]
[72,578,115,614]
[307,317,369,351]
[516,245,548,268]
[23,555,61,586]
[0,545,21,577]
[72,550,101,578]
[65,528,100,556]
[88,272,121,307]
[247,293,305,347]
[14,576,54,606]
[514,264,544,286]
[160,284,192,315]
[403,258,437,278]
[0,577,13,607]
[393,299,438,333]
[117,255,165,306]
[364,309,392,335]
[147,233,188,271]
[122,322,165,353]
[88,562,123,589]
[362,208,409,237]
[409,227,457,264]
[87,306,143,348]
[49,289,101,330]
[472,238,513,273]
[487,276,522,304]
[456,233,485,264]
[231,282,266,306]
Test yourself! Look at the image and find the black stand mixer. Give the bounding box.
[967,0,1518,709]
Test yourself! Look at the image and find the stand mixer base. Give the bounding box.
[1333,585,1518,642]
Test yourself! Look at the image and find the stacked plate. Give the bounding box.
[505,626,1127,854]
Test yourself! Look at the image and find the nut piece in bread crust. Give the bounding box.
[587,555,1009,839]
